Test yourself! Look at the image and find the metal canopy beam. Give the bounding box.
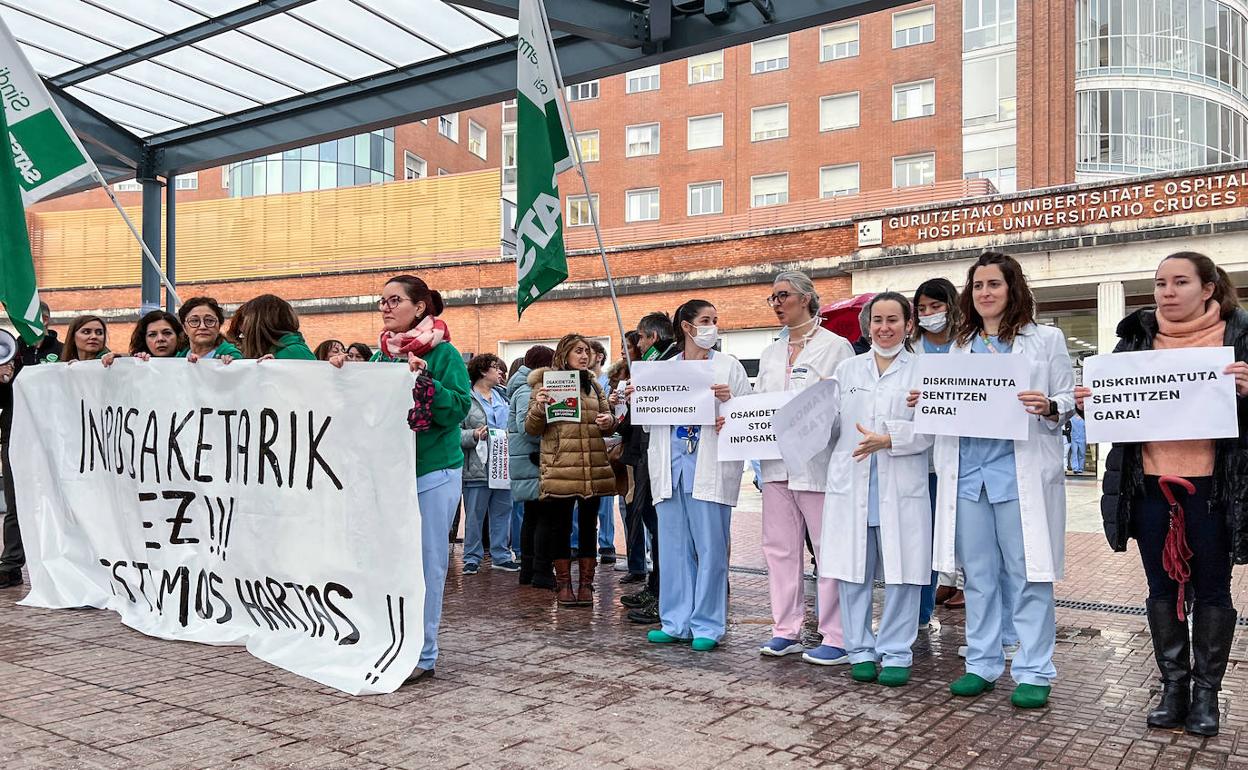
[50,0,318,88]
[50,85,143,181]
[144,0,916,175]
[445,0,648,48]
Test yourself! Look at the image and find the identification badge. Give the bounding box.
[789,365,811,389]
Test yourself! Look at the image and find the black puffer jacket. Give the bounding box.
[1100,307,1248,563]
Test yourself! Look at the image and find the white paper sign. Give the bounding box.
[914,354,1030,440]
[717,391,795,462]
[630,359,716,425]
[773,378,840,470]
[613,379,629,420]
[488,427,510,490]
[1083,347,1237,444]
[11,359,424,696]
[543,370,582,423]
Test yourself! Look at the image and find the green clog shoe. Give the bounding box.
[949,673,995,697]
[878,666,911,687]
[1011,683,1051,709]
[647,630,690,644]
[850,662,878,682]
[691,637,718,652]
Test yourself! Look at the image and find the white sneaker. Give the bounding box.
[613,560,629,572]
[957,642,1018,660]
[921,617,942,633]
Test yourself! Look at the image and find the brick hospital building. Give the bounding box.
[25,0,1248,375]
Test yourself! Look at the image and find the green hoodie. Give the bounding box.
[272,332,315,360]
[371,342,471,477]
[175,340,244,359]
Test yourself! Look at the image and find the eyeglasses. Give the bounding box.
[184,317,219,328]
[378,296,407,310]
[766,291,796,307]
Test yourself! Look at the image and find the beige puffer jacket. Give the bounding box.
[524,367,617,499]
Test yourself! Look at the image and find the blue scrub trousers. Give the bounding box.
[838,526,922,667]
[598,496,617,552]
[462,484,513,565]
[656,492,731,641]
[510,500,525,558]
[417,468,463,671]
[918,473,939,624]
[955,488,1056,686]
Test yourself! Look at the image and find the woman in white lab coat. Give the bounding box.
[820,292,932,686]
[910,251,1074,709]
[755,271,856,664]
[644,299,752,651]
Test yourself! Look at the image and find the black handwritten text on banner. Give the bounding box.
[12,359,424,695]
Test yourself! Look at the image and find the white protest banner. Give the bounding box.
[488,427,511,490]
[1083,346,1237,444]
[11,359,423,696]
[773,377,840,470]
[717,391,795,462]
[630,359,716,425]
[914,354,1030,440]
[544,370,581,423]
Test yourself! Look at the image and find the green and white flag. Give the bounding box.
[0,17,96,342]
[515,0,574,318]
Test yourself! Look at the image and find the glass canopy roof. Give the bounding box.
[0,0,519,138]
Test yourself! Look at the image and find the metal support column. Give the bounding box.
[140,178,163,314]
[165,175,177,312]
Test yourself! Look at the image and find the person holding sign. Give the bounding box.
[332,275,472,680]
[525,334,618,607]
[643,300,751,651]
[1075,252,1248,736]
[908,251,1074,709]
[127,310,185,360]
[176,297,242,362]
[225,295,316,361]
[821,293,932,686]
[754,271,855,664]
[63,315,110,362]
[460,354,518,576]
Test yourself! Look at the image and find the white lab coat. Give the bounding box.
[931,323,1075,582]
[648,352,752,507]
[756,326,856,491]
[819,350,933,585]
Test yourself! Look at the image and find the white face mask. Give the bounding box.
[871,340,905,359]
[691,325,718,350]
[918,312,947,333]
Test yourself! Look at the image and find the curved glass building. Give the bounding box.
[1076,0,1248,179]
[227,128,395,197]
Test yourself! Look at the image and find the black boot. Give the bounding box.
[1186,604,1238,737]
[518,553,533,586]
[1145,599,1190,729]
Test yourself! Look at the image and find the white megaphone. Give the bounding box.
[0,328,17,366]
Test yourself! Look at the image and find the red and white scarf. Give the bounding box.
[379,315,451,358]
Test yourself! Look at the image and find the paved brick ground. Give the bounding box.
[1,483,1247,769]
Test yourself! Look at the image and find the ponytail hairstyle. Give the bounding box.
[387,274,445,325]
[1161,251,1239,319]
[672,299,714,351]
[866,291,915,352]
[773,270,821,317]
[955,251,1035,346]
[911,277,961,342]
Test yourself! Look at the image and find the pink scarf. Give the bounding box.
[379,315,451,358]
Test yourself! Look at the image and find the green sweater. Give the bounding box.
[371,342,471,477]
[272,332,315,360]
[175,340,244,359]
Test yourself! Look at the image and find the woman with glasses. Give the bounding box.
[642,299,750,651]
[128,310,186,360]
[333,275,470,679]
[460,353,519,575]
[175,297,241,362]
[225,294,315,361]
[525,334,618,607]
[755,271,855,664]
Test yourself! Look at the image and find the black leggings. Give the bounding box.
[1134,476,1233,609]
[534,497,600,562]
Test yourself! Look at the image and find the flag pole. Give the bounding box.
[537,2,632,369]
[94,172,181,307]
